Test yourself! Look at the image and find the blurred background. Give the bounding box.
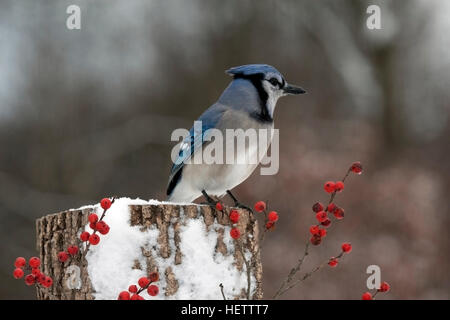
[1,0,449,299]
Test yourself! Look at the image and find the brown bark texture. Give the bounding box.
[35,203,263,300]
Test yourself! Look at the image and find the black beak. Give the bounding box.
[283,84,306,95]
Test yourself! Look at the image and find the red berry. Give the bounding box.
[229,210,240,224]
[265,221,275,230]
[309,225,320,235]
[362,292,372,300]
[138,277,150,288]
[80,231,90,242]
[13,268,24,279]
[67,245,79,256]
[318,228,327,238]
[268,211,279,222]
[321,218,332,228]
[89,222,97,230]
[215,202,223,211]
[24,274,35,286]
[334,181,344,192]
[350,162,363,174]
[230,228,241,239]
[147,285,159,296]
[328,257,338,267]
[333,207,344,219]
[342,242,352,253]
[37,274,46,285]
[128,285,138,293]
[31,268,41,277]
[14,257,26,268]
[254,201,266,213]
[29,257,40,268]
[100,198,112,210]
[326,203,336,213]
[118,291,130,300]
[88,213,98,223]
[58,251,69,262]
[89,234,100,245]
[310,234,322,246]
[324,181,335,193]
[96,221,107,233]
[130,294,144,300]
[43,276,53,288]
[315,211,328,223]
[379,281,390,292]
[312,202,324,213]
[149,272,159,282]
[99,224,110,235]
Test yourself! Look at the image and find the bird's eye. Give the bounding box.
[268,78,279,87]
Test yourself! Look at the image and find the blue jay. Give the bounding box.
[167,64,305,206]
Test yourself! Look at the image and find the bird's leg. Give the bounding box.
[201,190,218,207]
[226,190,253,214]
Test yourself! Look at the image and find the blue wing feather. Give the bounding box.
[167,104,226,192]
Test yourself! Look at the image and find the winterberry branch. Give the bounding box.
[12,257,53,289]
[326,169,351,206]
[13,196,120,297]
[273,241,310,299]
[273,162,362,299]
[254,201,278,250]
[82,197,115,258]
[277,250,346,297]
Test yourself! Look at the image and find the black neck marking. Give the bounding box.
[233,73,273,123]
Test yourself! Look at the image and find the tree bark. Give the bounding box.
[35,203,263,300]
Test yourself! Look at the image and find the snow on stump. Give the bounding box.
[35,198,263,300]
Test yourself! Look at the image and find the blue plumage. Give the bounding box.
[168,106,225,195]
[226,64,282,77]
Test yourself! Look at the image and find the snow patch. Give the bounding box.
[82,197,254,300]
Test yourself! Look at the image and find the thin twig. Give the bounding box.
[136,279,156,295]
[273,240,310,299]
[219,283,227,300]
[277,251,344,297]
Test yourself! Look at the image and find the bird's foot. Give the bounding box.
[201,190,219,208]
[226,190,253,214]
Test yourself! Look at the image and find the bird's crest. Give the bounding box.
[226,64,282,78]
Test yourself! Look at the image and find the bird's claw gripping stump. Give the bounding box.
[35,201,263,300]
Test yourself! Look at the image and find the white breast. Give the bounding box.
[169,110,275,203]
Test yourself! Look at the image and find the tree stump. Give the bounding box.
[35,200,263,300]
